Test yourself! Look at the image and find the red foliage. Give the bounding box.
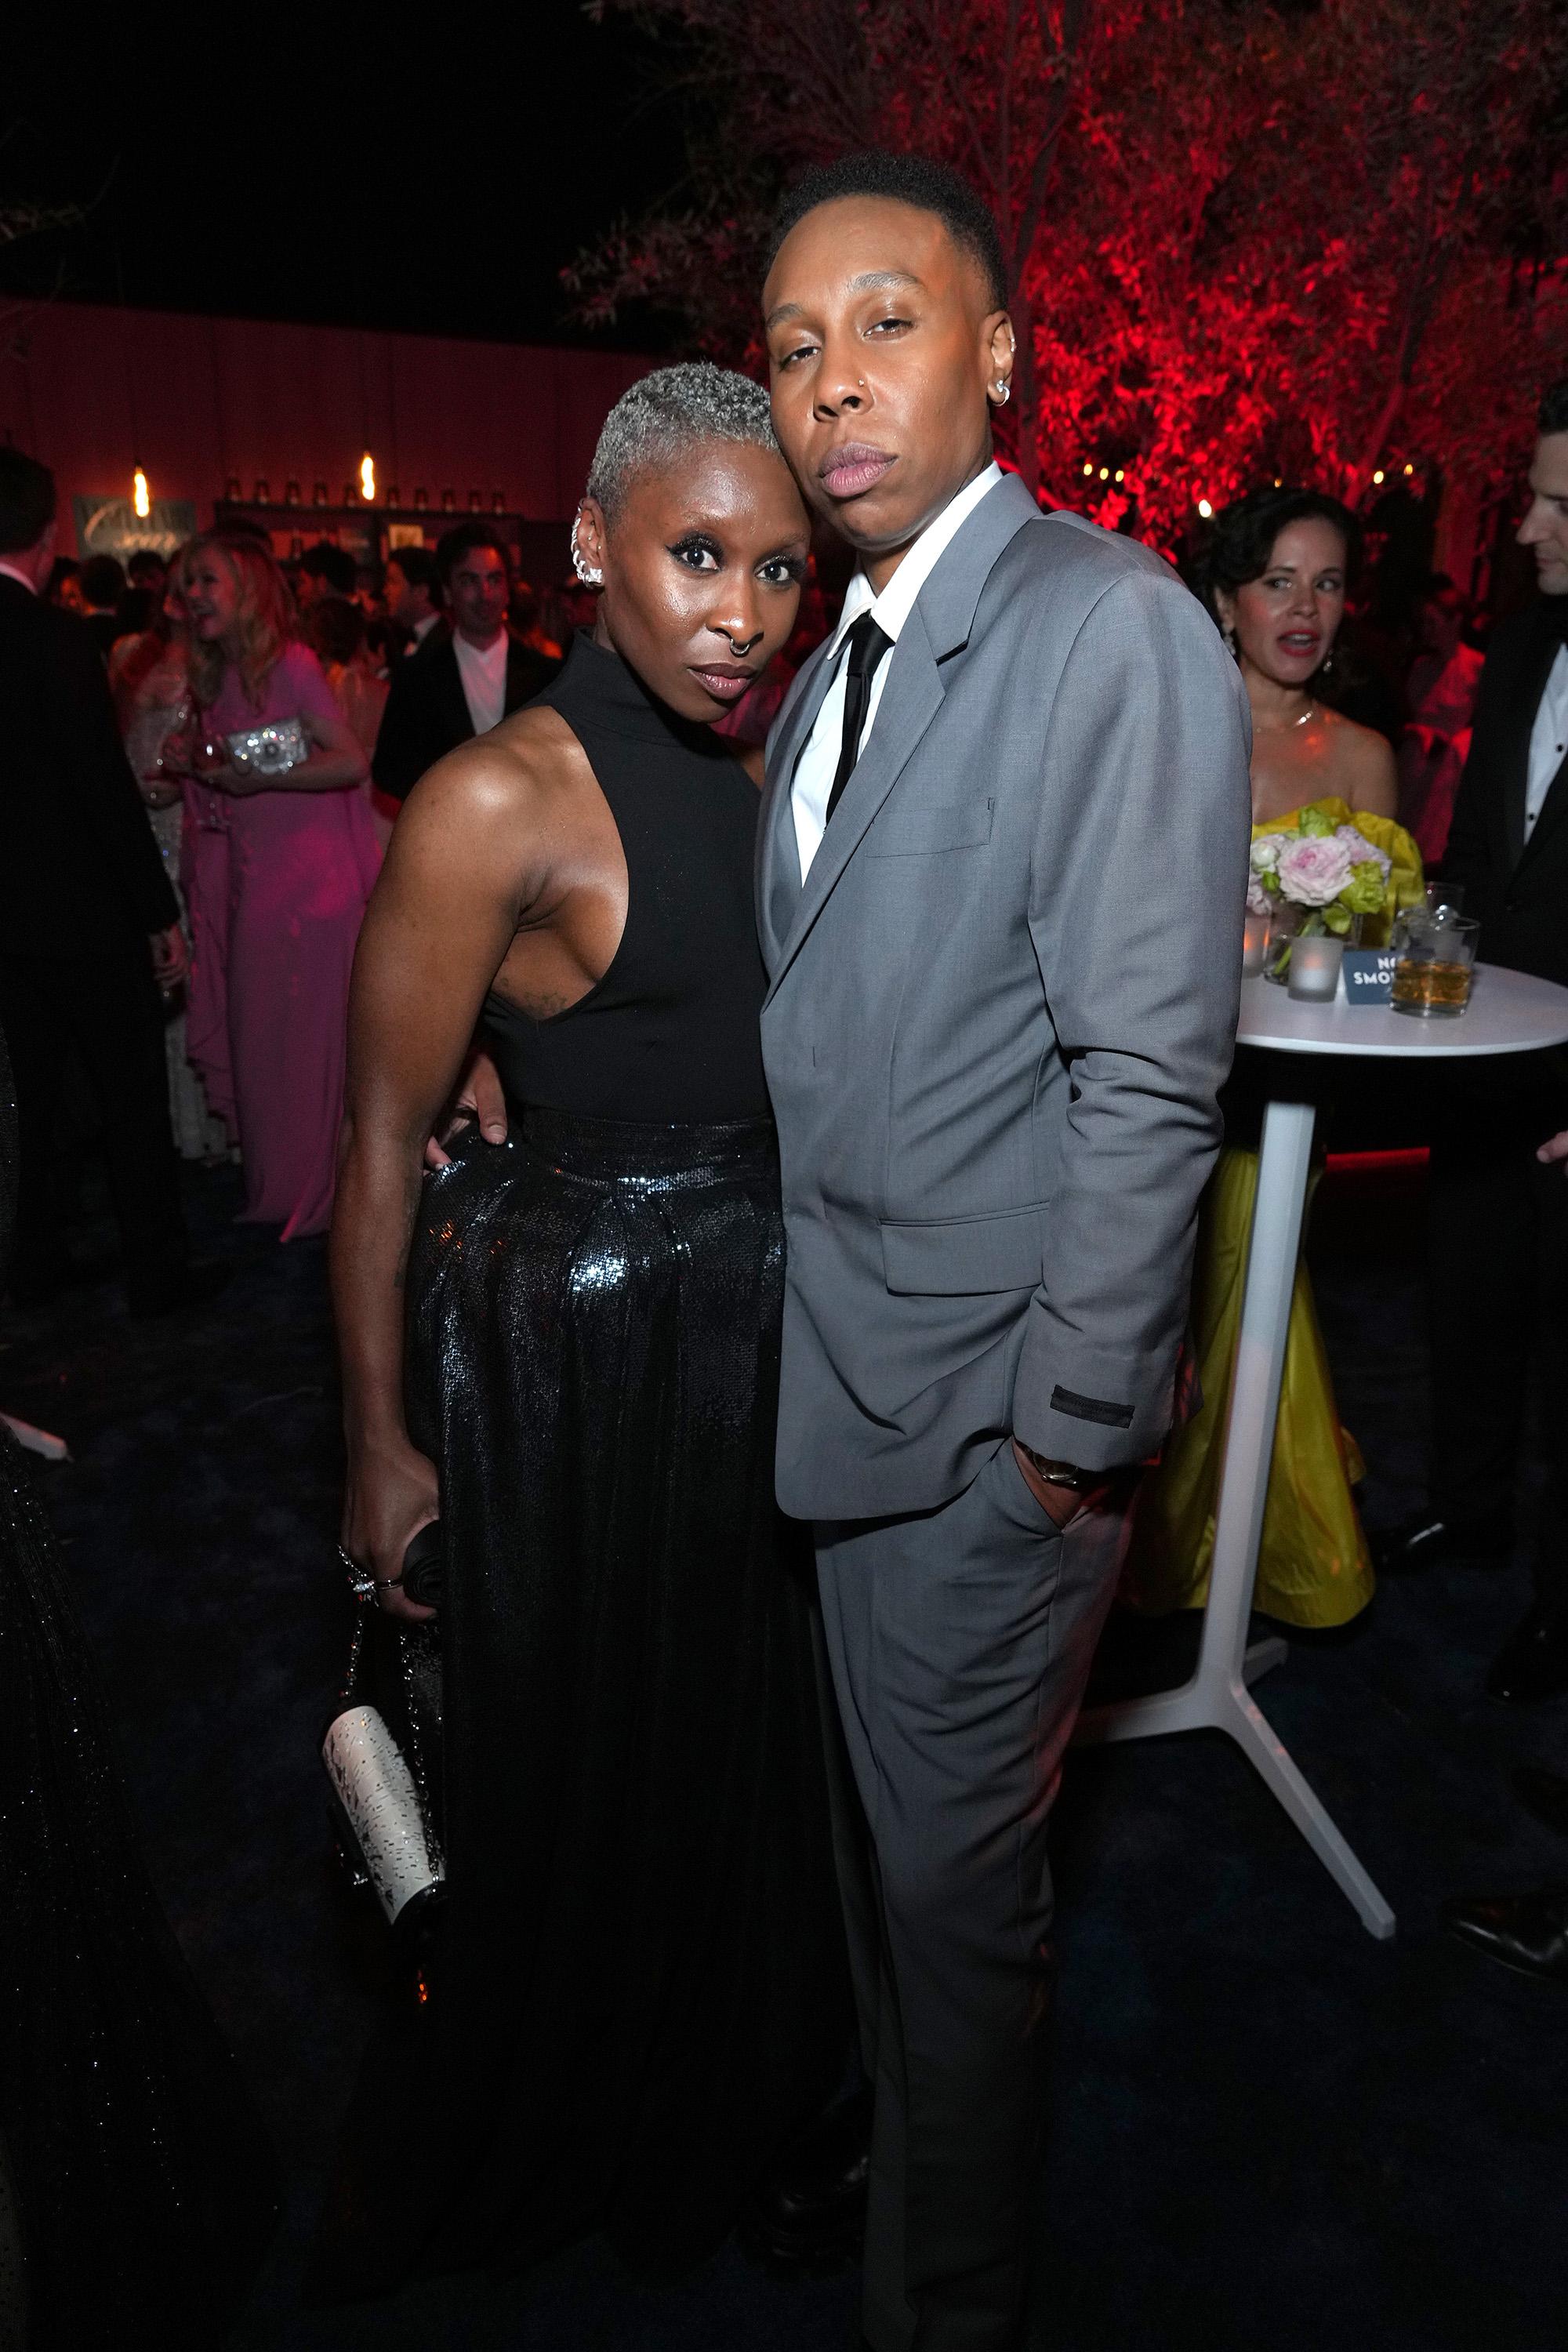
[574,0,1568,544]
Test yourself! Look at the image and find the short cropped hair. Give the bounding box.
[386,543,441,598]
[81,554,127,608]
[585,361,779,521]
[299,541,358,597]
[435,520,511,586]
[1540,380,1568,437]
[0,446,56,554]
[768,150,1008,310]
[1197,485,1362,623]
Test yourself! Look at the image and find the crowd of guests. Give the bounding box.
[2,477,603,1303]
[0,234,1565,2347]
[1,419,1559,1649]
[17,477,1494,1283]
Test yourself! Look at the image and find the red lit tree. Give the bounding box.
[574,0,1568,547]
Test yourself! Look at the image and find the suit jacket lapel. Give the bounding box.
[757,634,838,973]
[434,639,473,748]
[761,474,1041,1004]
[1503,617,1564,869]
[1516,743,1568,875]
[764,612,945,1004]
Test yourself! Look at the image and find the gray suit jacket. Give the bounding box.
[757,476,1252,1520]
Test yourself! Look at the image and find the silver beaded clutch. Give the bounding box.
[225,715,308,778]
[321,1704,445,1926]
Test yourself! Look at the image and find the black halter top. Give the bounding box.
[481,633,771,1123]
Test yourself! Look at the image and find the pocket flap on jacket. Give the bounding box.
[880,1203,1043,1295]
[865,799,994,857]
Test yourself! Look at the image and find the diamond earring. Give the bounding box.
[571,506,604,589]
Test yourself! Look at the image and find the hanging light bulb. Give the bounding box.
[360,452,376,503]
[132,464,151,521]
[1372,468,1385,485]
[1197,498,1214,520]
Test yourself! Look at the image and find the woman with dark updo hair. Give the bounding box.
[1123,485,1421,1632]
[1201,484,1396,822]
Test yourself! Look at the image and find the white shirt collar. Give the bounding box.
[0,557,38,595]
[826,461,1003,657]
[455,626,507,668]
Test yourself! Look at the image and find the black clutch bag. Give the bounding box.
[399,1519,445,1610]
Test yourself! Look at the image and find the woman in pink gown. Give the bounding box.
[176,531,381,1239]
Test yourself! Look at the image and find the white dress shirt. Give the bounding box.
[453,626,509,736]
[0,557,38,595]
[1525,641,1568,840]
[790,463,1003,882]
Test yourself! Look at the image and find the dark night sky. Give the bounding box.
[2,7,680,347]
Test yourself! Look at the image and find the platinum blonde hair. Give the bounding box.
[584,362,780,521]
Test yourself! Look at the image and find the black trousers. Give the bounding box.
[0,950,186,1302]
[1428,1087,1568,1603]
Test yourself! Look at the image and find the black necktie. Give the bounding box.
[825,615,893,824]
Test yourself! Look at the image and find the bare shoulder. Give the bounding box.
[1323,706,1397,812]
[401,704,584,833]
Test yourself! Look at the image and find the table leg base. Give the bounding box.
[1075,1663,1396,1941]
[1245,1633,1288,1682]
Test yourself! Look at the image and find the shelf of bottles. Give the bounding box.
[213,482,572,586]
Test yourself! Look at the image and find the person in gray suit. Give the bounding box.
[758,154,1253,2351]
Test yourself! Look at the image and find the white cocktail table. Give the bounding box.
[1075,963,1568,1938]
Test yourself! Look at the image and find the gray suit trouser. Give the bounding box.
[815,1439,1131,2352]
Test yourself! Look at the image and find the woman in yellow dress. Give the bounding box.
[1123,486,1421,1629]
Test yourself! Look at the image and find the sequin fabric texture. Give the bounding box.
[383,1106,848,2282]
[0,1028,278,2344]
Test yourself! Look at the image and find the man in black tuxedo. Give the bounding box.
[1378,383,1568,1699]
[383,545,443,654]
[0,448,205,1317]
[370,522,556,804]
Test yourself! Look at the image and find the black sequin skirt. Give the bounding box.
[339,1105,848,2285]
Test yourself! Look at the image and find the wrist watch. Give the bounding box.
[1015,1443,1089,1490]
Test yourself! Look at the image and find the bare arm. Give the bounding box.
[330,738,543,1613]
[1346,725,1398,820]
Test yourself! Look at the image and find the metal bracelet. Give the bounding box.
[339,1543,386,1604]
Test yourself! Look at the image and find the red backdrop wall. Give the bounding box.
[0,300,656,550]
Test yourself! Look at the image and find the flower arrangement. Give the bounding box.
[1249,803,1409,980]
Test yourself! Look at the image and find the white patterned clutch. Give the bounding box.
[225,715,307,778]
[321,1704,445,1926]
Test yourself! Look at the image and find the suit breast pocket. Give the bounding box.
[865,798,994,858]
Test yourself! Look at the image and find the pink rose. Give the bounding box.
[1276,833,1353,907]
[1334,823,1391,878]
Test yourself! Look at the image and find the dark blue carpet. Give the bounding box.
[2,1152,1563,2351]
